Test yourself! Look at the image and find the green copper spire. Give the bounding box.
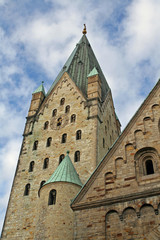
[47,34,110,100]
[33,82,45,95]
[44,151,83,187]
[87,67,99,77]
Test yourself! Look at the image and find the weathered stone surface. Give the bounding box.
[72,80,160,239]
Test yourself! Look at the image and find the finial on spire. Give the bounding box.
[42,81,44,84]
[66,150,70,155]
[82,24,87,35]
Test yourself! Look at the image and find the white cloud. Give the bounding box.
[1,0,160,234]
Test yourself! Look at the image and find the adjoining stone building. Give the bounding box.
[1,26,160,240]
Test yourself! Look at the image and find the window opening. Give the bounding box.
[74,151,80,162]
[60,98,65,105]
[76,130,81,140]
[43,158,49,169]
[52,109,57,117]
[62,133,67,143]
[71,114,76,123]
[33,141,38,150]
[44,121,49,130]
[24,183,30,196]
[59,154,65,164]
[65,105,70,113]
[48,189,56,205]
[29,161,34,172]
[146,160,154,175]
[46,137,52,147]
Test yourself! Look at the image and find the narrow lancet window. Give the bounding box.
[62,133,67,143]
[76,130,81,140]
[60,98,65,105]
[52,109,57,117]
[48,189,56,205]
[43,158,49,169]
[71,114,76,123]
[33,141,38,150]
[74,151,80,162]
[46,137,52,147]
[44,121,49,130]
[65,105,70,113]
[59,154,65,164]
[24,183,30,196]
[29,161,35,172]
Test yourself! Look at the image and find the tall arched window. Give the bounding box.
[24,183,30,196]
[43,158,49,169]
[145,160,154,175]
[33,140,38,150]
[52,109,57,117]
[44,121,49,130]
[71,114,76,123]
[46,137,52,147]
[60,98,65,105]
[65,105,70,113]
[76,130,81,140]
[48,189,56,205]
[59,154,65,164]
[40,180,46,188]
[29,161,34,172]
[74,151,80,162]
[61,133,67,143]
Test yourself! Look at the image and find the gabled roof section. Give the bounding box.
[47,34,110,100]
[33,82,45,96]
[71,79,160,207]
[44,151,83,187]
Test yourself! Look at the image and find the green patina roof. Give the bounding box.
[33,82,45,95]
[44,151,83,187]
[87,67,98,77]
[47,34,110,100]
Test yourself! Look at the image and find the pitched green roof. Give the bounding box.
[87,67,99,77]
[47,35,110,100]
[33,83,45,95]
[44,151,83,187]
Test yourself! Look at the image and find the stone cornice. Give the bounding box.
[71,187,160,211]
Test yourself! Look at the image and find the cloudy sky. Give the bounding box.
[0,0,160,233]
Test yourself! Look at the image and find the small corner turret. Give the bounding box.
[28,82,45,117]
[23,82,45,136]
[87,67,101,101]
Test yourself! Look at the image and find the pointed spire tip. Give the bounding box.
[82,24,87,35]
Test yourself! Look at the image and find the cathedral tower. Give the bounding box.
[1,27,120,239]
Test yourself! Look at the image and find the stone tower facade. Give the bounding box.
[1,32,120,239]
